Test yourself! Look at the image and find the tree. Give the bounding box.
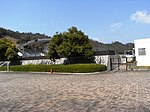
[48,32,62,61]
[0,38,19,61]
[48,27,94,63]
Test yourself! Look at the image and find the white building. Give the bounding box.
[134,38,150,66]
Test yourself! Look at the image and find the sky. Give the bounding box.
[1,0,150,43]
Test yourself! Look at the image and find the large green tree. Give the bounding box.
[0,38,19,61]
[48,27,94,63]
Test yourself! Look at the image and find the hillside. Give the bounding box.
[0,27,134,54]
[0,27,50,44]
[90,39,134,54]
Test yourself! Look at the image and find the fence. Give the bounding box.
[110,56,136,71]
[0,61,10,71]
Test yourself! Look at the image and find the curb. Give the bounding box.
[52,71,109,75]
[0,70,109,75]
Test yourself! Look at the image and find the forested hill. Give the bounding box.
[0,27,134,54]
[0,27,50,44]
[90,39,134,54]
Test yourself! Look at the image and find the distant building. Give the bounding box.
[124,50,135,58]
[17,38,51,59]
[134,38,150,66]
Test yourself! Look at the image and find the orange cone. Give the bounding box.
[50,69,53,75]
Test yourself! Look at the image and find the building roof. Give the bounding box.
[94,50,115,56]
[22,38,51,47]
[134,38,150,42]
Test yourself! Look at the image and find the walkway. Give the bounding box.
[0,71,150,112]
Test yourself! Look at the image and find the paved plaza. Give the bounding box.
[0,71,150,112]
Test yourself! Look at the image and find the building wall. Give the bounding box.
[95,55,121,70]
[134,38,150,66]
[21,58,67,65]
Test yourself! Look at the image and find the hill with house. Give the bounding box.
[0,27,134,54]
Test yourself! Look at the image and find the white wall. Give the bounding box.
[134,38,150,66]
[21,58,67,65]
[95,55,124,70]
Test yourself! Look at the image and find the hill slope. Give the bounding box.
[0,27,134,54]
[0,27,50,44]
[90,39,134,54]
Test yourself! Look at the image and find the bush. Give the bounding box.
[0,65,7,71]
[0,64,107,73]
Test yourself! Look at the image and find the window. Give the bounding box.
[138,48,146,56]
[124,50,134,55]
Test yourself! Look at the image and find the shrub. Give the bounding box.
[0,64,107,73]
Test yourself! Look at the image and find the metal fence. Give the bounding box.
[110,56,136,71]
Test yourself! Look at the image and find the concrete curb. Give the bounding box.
[52,71,109,75]
[0,70,109,75]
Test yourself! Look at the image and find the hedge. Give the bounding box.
[0,64,107,73]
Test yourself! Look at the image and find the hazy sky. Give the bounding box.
[1,0,150,43]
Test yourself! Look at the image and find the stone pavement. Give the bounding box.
[0,71,150,112]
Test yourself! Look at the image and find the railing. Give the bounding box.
[0,61,10,71]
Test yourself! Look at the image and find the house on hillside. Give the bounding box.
[134,38,150,66]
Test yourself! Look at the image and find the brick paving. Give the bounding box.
[0,71,150,112]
